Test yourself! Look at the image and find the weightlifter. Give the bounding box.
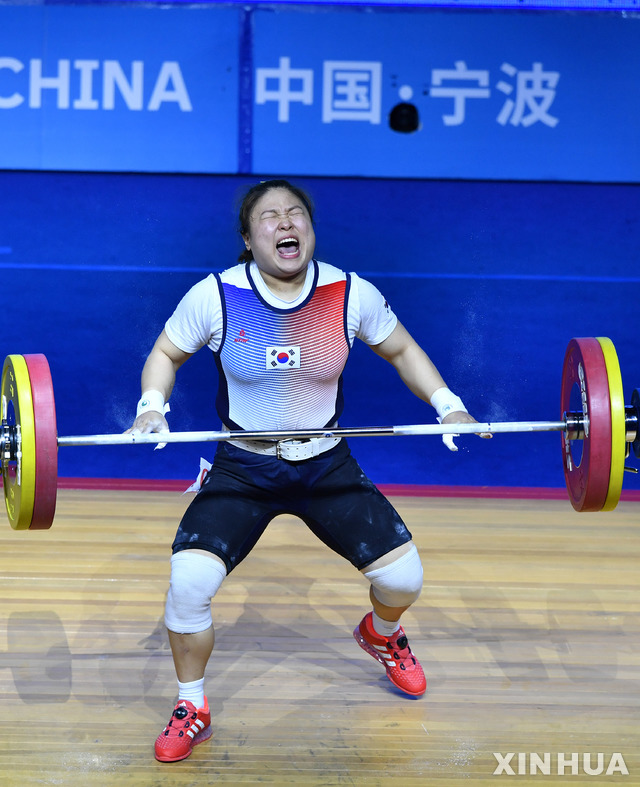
[128,179,489,763]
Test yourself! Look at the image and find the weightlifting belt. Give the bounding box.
[227,435,341,461]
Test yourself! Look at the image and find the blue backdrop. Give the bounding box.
[2,171,639,490]
[1,1,639,491]
[0,5,639,181]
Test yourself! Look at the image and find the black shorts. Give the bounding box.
[172,439,412,573]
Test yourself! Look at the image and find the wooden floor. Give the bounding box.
[0,488,638,786]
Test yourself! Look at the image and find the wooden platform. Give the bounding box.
[0,489,638,785]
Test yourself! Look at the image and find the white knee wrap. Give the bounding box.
[363,544,423,608]
[164,551,227,634]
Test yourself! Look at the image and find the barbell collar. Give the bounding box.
[563,413,584,442]
[1,422,18,464]
[626,404,639,445]
[631,390,640,459]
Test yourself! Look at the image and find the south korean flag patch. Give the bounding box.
[266,346,301,369]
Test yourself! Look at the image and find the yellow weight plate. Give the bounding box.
[597,337,625,512]
[1,355,36,529]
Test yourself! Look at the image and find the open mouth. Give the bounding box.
[276,237,300,257]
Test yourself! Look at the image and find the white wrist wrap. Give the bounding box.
[136,390,168,418]
[430,387,468,419]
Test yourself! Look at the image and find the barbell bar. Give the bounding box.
[2,337,639,531]
[59,420,568,447]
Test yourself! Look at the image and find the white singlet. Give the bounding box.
[165,260,397,432]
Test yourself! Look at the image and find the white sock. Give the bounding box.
[177,678,205,709]
[371,610,400,638]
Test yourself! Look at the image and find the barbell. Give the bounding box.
[1,337,639,531]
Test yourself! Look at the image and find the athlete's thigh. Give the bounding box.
[172,445,281,572]
[302,445,412,569]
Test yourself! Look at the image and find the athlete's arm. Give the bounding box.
[370,321,487,432]
[127,330,193,434]
[370,321,447,404]
[141,330,192,401]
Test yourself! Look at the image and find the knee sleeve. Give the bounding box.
[164,551,227,634]
[363,544,423,608]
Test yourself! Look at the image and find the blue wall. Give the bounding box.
[1,1,639,490]
[1,5,639,181]
[3,171,639,489]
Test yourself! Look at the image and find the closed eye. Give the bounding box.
[258,206,305,221]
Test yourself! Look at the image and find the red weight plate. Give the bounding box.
[560,338,612,512]
[23,355,58,530]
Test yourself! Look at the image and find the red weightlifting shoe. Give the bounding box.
[353,612,426,697]
[154,697,212,762]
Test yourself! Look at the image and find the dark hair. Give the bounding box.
[237,179,314,263]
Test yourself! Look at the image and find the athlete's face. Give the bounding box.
[243,188,316,287]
